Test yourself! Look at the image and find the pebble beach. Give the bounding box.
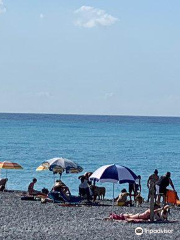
[0,191,180,240]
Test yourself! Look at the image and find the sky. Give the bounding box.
[0,0,180,116]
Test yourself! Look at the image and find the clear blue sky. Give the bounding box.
[0,0,180,116]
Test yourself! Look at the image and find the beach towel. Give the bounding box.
[21,196,35,201]
[109,213,126,220]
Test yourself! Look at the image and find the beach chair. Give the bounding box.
[48,191,64,203]
[48,190,82,204]
[60,191,82,203]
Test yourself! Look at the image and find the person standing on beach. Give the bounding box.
[79,176,91,201]
[147,169,159,202]
[156,172,175,204]
[129,175,141,201]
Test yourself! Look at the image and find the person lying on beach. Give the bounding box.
[104,204,170,221]
[0,178,8,191]
[28,178,46,196]
[116,189,132,206]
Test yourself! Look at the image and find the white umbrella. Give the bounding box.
[36,157,83,178]
[90,164,137,212]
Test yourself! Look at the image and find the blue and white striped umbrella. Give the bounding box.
[90,164,137,213]
[90,164,137,183]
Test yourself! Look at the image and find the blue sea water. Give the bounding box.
[0,113,180,199]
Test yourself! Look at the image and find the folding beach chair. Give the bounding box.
[48,190,82,204]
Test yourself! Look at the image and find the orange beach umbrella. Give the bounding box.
[0,161,23,179]
[0,161,23,170]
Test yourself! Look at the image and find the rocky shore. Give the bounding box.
[0,191,179,240]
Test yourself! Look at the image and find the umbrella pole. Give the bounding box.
[112,183,115,214]
[59,173,62,180]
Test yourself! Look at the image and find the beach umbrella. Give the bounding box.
[90,164,137,212]
[36,157,83,178]
[36,165,48,171]
[0,161,23,178]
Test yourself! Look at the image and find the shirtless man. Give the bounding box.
[28,178,41,195]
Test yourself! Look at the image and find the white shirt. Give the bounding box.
[79,179,89,189]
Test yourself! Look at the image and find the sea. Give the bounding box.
[0,113,180,199]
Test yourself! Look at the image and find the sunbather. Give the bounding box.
[105,204,170,221]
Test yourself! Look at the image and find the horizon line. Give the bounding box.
[0,111,179,118]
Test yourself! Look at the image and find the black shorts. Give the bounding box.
[159,187,167,195]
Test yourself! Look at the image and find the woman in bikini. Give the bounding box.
[105,204,170,221]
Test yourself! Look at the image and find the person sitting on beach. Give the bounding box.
[52,180,71,196]
[0,178,8,191]
[147,169,159,202]
[28,178,43,196]
[116,189,132,206]
[156,172,175,204]
[105,204,170,221]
